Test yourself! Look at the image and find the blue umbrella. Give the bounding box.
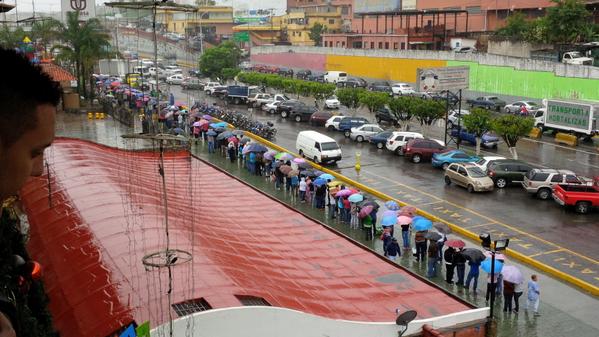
[348,193,364,203]
[210,122,228,129]
[385,200,400,211]
[413,218,433,231]
[243,143,268,154]
[206,130,217,136]
[381,215,398,226]
[481,258,504,274]
[319,173,335,181]
[313,178,327,187]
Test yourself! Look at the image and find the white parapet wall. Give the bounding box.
[151,306,489,337]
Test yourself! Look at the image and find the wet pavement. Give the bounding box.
[54,111,599,337]
[171,87,599,293]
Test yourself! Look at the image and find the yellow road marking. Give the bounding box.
[528,248,565,258]
[362,170,599,266]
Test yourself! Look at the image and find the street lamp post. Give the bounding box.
[479,233,509,336]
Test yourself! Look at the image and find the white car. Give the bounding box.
[349,124,384,142]
[473,156,506,173]
[325,95,340,109]
[204,81,221,94]
[262,101,282,114]
[148,67,167,79]
[385,131,424,155]
[447,109,470,129]
[325,115,345,131]
[166,74,184,85]
[165,65,183,76]
[503,101,540,114]
[391,83,416,96]
[453,46,477,53]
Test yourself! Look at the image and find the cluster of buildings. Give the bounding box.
[152,1,599,50]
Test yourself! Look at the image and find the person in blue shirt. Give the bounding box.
[465,261,480,293]
[526,274,540,316]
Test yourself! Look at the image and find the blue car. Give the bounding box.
[369,130,394,149]
[450,128,500,148]
[432,150,479,169]
[338,117,369,137]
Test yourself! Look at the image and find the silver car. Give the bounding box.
[504,101,540,114]
[349,124,384,142]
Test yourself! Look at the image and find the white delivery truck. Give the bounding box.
[296,130,342,164]
[98,59,134,77]
[536,99,599,139]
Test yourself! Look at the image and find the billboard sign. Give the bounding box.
[416,66,470,92]
[545,100,593,133]
[61,0,96,21]
[402,0,416,10]
[354,0,402,14]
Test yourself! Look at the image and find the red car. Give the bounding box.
[309,111,334,126]
[552,177,599,214]
[404,138,446,163]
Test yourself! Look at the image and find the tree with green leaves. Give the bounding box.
[491,114,534,159]
[0,26,27,49]
[308,22,327,46]
[310,82,336,105]
[388,96,416,130]
[495,12,533,41]
[52,11,112,99]
[462,108,493,155]
[221,67,240,82]
[199,41,241,80]
[31,18,63,57]
[358,91,390,114]
[545,0,597,44]
[336,88,363,116]
[412,99,446,137]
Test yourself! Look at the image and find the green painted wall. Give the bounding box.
[448,60,599,101]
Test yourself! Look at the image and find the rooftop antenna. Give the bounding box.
[121,133,193,337]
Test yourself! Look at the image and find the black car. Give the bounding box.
[212,86,228,98]
[307,73,324,82]
[188,69,202,78]
[296,69,312,80]
[289,105,318,122]
[277,67,294,77]
[375,107,400,126]
[487,160,534,188]
[429,90,460,105]
[337,77,367,88]
[369,85,393,96]
[277,100,306,117]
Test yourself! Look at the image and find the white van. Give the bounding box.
[296,130,342,164]
[133,66,150,77]
[323,71,348,84]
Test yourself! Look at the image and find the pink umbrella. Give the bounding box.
[484,251,507,261]
[397,215,412,225]
[348,189,359,195]
[359,205,374,218]
[501,265,523,284]
[192,121,201,127]
[228,136,239,144]
[335,189,353,197]
[110,81,121,87]
[199,119,209,126]
[293,158,306,164]
[399,206,417,217]
[446,239,465,249]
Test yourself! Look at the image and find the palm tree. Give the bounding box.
[0,25,26,49]
[53,11,112,99]
[31,18,63,58]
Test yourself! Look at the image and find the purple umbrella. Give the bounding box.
[335,189,353,197]
[501,265,523,284]
[293,158,306,164]
[202,114,212,120]
[382,210,398,218]
[264,151,277,160]
[358,205,374,218]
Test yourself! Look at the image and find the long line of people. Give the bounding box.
[201,129,541,316]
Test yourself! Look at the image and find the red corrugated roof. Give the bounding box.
[39,63,76,82]
[20,138,472,337]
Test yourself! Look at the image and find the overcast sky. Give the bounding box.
[9,0,286,13]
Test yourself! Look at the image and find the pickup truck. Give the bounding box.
[561,51,594,66]
[552,178,599,214]
[466,96,506,111]
[248,93,290,108]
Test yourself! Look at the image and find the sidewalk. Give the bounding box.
[55,112,599,337]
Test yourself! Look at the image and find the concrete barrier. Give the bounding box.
[528,127,542,139]
[555,132,578,147]
[240,131,599,297]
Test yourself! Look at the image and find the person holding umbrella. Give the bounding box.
[362,213,373,240]
[227,141,236,163]
[427,237,439,278]
[455,248,467,287]
[207,129,216,153]
[462,248,484,293]
[444,247,456,284]
[397,215,412,250]
[386,237,401,261]
[414,230,428,262]
[503,278,515,313]
[299,177,307,202]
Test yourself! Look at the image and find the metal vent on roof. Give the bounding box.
[236,295,271,306]
[171,298,212,317]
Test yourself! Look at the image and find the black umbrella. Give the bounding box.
[461,248,486,264]
[216,131,234,140]
[300,170,318,178]
[232,130,245,136]
[434,222,452,234]
[214,127,226,133]
[239,138,251,145]
[424,232,442,241]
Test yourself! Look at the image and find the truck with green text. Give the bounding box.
[536,99,599,138]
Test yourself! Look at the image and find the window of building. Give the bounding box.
[341,6,349,15]
[378,42,383,49]
[401,42,406,49]
[236,295,271,306]
[329,19,335,24]
[298,31,302,37]
[393,42,398,49]
[370,42,374,49]
[336,41,340,47]
[172,298,212,317]
[444,6,461,10]
[342,41,346,47]
[385,42,389,49]
[352,41,362,48]
[466,6,481,14]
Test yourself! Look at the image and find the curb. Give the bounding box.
[242,131,599,297]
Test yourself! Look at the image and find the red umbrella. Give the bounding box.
[446,239,466,249]
[228,136,239,144]
[110,81,121,87]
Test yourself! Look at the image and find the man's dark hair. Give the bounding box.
[0,48,62,148]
